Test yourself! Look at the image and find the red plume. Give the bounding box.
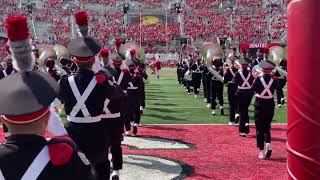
[115,39,122,47]
[5,16,29,42]
[75,11,89,26]
[100,49,109,58]
[130,49,136,56]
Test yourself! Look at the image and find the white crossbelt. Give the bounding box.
[229,68,235,77]
[112,71,124,85]
[127,82,138,90]
[0,146,50,180]
[101,98,121,119]
[238,71,252,89]
[2,70,14,77]
[67,76,100,123]
[256,76,274,99]
[193,64,202,73]
[117,71,124,85]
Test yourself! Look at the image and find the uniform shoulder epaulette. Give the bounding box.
[48,136,76,166]
[95,72,108,84]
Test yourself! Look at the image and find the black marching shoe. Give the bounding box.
[220,106,224,115]
[245,123,250,134]
[265,143,272,159]
[112,175,119,180]
[133,125,138,135]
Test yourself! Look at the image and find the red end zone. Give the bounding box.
[123,125,287,180]
[0,125,287,179]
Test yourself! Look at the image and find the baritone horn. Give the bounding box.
[268,46,287,77]
[199,42,224,82]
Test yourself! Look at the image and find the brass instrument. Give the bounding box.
[252,64,263,78]
[37,45,68,75]
[199,42,224,82]
[53,44,70,64]
[118,42,140,60]
[268,46,287,77]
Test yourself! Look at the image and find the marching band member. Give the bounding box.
[59,11,118,179]
[0,56,16,79]
[185,58,194,95]
[99,49,126,180]
[0,15,96,180]
[252,60,278,159]
[176,59,183,85]
[233,57,254,137]
[191,58,204,99]
[252,49,263,67]
[137,61,148,114]
[203,63,212,108]
[210,58,224,115]
[224,56,239,125]
[275,58,287,108]
[125,59,142,136]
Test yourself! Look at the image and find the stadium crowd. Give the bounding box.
[0,0,290,59]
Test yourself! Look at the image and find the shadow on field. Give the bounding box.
[247,135,287,143]
[152,103,177,106]
[268,157,287,163]
[125,156,181,174]
[143,114,186,122]
[271,127,287,132]
[148,107,177,113]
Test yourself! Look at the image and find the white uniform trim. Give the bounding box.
[256,77,274,99]
[229,68,235,77]
[0,146,50,180]
[2,70,14,77]
[117,71,124,85]
[67,76,99,123]
[67,116,101,123]
[238,71,252,89]
[127,82,138,90]
[193,64,202,73]
[68,76,97,117]
[2,70,7,77]
[102,98,121,118]
[101,113,121,119]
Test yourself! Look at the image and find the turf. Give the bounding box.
[141,68,287,124]
[59,68,287,124]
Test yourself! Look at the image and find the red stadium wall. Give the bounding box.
[287,0,320,179]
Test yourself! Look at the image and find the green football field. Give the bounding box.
[141,68,288,124]
[59,68,287,124]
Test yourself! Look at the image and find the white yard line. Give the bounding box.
[143,123,287,126]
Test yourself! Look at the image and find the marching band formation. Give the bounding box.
[177,43,287,159]
[0,11,148,180]
[0,8,288,180]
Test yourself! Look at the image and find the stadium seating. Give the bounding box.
[0,0,290,59]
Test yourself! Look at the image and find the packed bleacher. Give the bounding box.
[0,0,290,59]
